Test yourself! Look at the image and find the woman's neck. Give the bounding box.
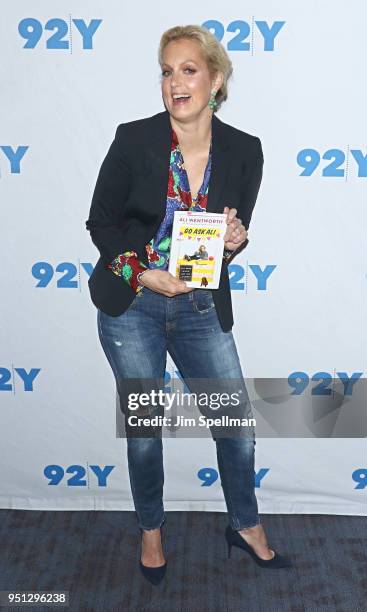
[169,111,213,153]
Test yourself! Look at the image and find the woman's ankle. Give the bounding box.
[141,527,161,536]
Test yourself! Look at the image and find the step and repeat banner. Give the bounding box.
[1,1,366,515]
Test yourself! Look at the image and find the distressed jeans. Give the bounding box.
[97,286,261,531]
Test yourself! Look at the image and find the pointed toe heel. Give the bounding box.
[139,524,167,585]
[139,559,167,585]
[225,525,292,569]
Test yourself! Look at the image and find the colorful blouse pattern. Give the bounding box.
[107,129,212,292]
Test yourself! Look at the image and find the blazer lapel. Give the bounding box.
[145,111,172,222]
[145,109,232,218]
[206,113,231,213]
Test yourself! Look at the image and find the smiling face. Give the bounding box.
[160,37,222,122]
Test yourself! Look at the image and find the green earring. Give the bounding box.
[208,90,217,110]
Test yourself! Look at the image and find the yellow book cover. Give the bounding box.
[168,211,227,288]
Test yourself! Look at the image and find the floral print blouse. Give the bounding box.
[107,129,212,292]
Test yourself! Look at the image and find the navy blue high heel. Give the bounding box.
[225,525,292,569]
[139,525,167,585]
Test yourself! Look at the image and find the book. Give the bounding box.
[168,211,227,289]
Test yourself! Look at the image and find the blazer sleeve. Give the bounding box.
[223,136,264,264]
[85,124,148,292]
[239,136,264,231]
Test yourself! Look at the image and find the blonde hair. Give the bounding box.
[158,25,233,112]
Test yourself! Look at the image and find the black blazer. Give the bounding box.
[86,110,264,332]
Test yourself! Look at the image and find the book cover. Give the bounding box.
[168,211,227,289]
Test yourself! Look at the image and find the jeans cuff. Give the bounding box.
[230,515,261,530]
[139,514,166,531]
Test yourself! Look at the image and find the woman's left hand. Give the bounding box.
[223,206,248,251]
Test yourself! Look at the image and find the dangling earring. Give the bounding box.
[208,90,217,110]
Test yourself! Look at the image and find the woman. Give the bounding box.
[185,244,209,260]
[86,25,292,584]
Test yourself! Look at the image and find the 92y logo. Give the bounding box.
[202,19,285,52]
[297,147,367,179]
[0,146,28,175]
[0,367,41,393]
[44,464,115,487]
[18,18,102,50]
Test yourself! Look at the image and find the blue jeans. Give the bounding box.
[97,286,261,531]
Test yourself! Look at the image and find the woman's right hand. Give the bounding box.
[138,269,192,297]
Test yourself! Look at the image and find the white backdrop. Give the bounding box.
[1,1,366,515]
